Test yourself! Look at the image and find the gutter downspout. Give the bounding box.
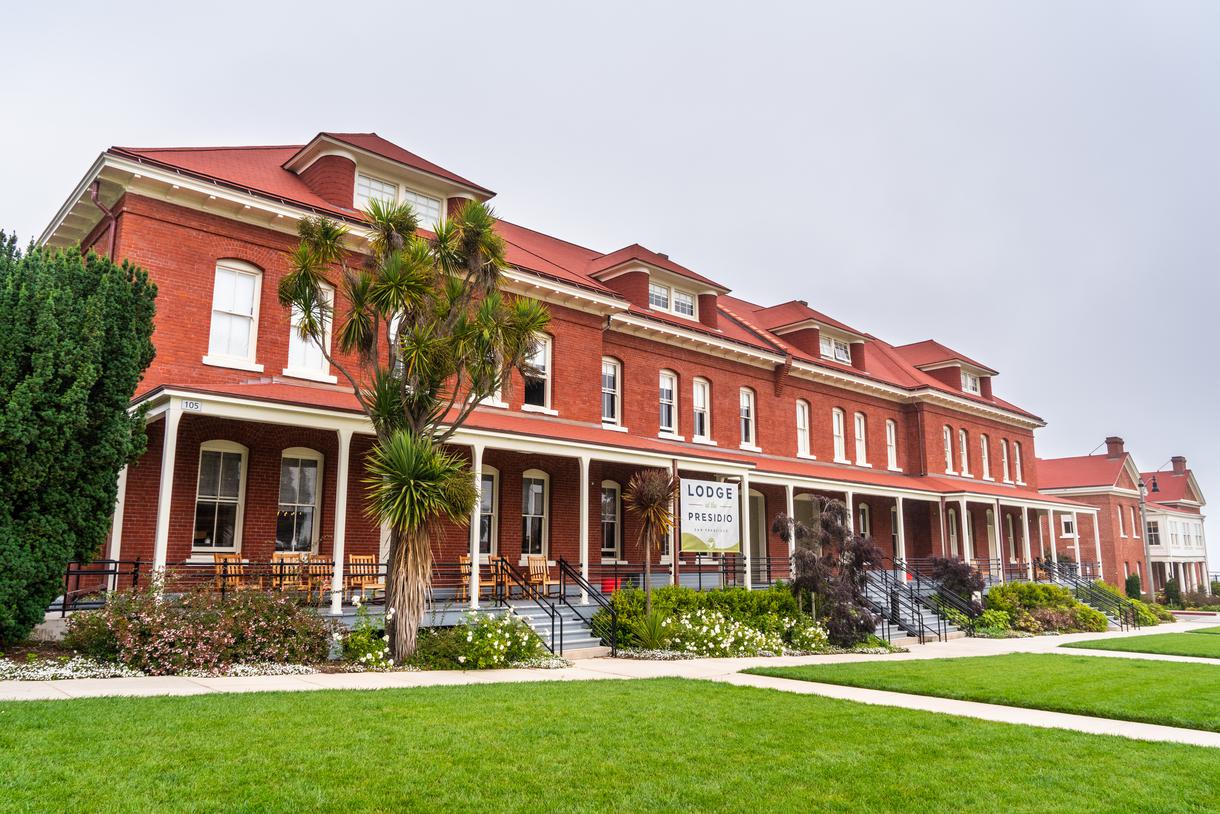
[88,179,117,259]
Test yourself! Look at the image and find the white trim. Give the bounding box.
[276,447,324,554]
[192,440,250,554]
[205,259,263,371]
[692,377,712,443]
[599,480,622,560]
[738,387,757,449]
[523,333,553,412]
[477,465,500,558]
[202,356,264,373]
[853,411,868,466]
[600,357,622,426]
[520,404,559,416]
[659,369,679,434]
[521,469,550,559]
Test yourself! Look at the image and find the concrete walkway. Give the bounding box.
[3,619,1217,747]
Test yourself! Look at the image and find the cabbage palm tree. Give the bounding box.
[624,470,679,614]
[279,198,549,660]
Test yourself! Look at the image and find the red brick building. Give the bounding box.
[41,131,1101,610]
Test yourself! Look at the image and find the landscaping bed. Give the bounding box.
[2,677,1217,813]
[1063,631,1220,660]
[745,653,1220,732]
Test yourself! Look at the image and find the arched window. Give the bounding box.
[947,507,959,556]
[600,358,621,425]
[523,334,553,411]
[1117,506,1126,537]
[206,259,263,371]
[692,378,711,441]
[858,502,871,536]
[276,447,323,553]
[1001,440,1011,482]
[853,413,868,465]
[833,409,848,462]
[943,425,954,473]
[659,370,678,434]
[739,388,757,448]
[1130,506,1139,538]
[193,440,249,553]
[521,469,549,557]
[600,480,621,560]
[885,419,898,470]
[285,281,335,382]
[1013,441,1024,483]
[980,434,991,480]
[796,400,811,457]
[958,429,971,476]
[478,465,500,556]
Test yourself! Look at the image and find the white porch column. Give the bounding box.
[578,454,590,603]
[845,491,855,531]
[785,484,796,563]
[151,404,182,572]
[741,472,752,591]
[1071,511,1081,564]
[107,466,128,562]
[329,428,353,616]
[1048,510,1058,563]
[1021,507,1033,579]
[1092,511,1104,580]
[938,498,948,557]
[468,443,484,609]
[895,496,907,561]
[992,499,1003,563]
[959,497,971,564]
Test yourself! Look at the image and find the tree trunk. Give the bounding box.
[385,525,432,662]
[644,536,652,615]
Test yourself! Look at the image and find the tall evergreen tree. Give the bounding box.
[0,234,156,644]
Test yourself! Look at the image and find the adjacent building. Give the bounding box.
[40,132,1114,607]
[1141,457,1210,594]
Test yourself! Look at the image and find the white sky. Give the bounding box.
[3,1,1217,569]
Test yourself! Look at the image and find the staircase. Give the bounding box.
[510,601,609,657]
[1034,559,1137,631]
[863,570,964,643]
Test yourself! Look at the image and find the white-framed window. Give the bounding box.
[521,470,549,557]
[885,419,898,470]
[1147,521,1160,546]
[739,388,757,447]
[355,172,398,209]
[853,412,868,465]
[819,335,852,364]
[1001,439,1012,482]
[401,188,442,226]
[206,260,263,370]
[796,400,811,457]
[1061,515,1075,537]
[692,378,711,442]
[285,282,335,382]
[1006,513,1017,561]
[1013,442,1024,483]
[891,506,899,548]
[192,441,248,552]
[958,429,971,476]
[947,507,959,556]
[858,502,871,536]
[523,334,552,411]
[980,434,992,479]
[943,425,955,473]
[601,358,621,425]
[600,481,621,560]
[648,282,670,310]
[962,370,981,395]
[833,408,848,463]
[478,466,499,556]
[1130,506,1139,538]
[659,370,678,434]
[1117,506,1127,537]
[647,282,698,319]
[276,448,323,553]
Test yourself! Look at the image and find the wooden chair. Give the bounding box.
[212,553,247,592]
[488,555,515,600]
[526,555,560,597]
[270,551,306,593]
[455,555,471,603]
[346,555,386,602]
[303,557,334,604]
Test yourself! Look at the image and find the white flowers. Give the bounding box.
[382,635,390,643]
[0,657,144,681]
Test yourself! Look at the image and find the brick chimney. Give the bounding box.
[298,154,356,208]
[1105,436,1125,458]
[1172,455,1187,474]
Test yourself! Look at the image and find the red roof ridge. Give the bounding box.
[494,217,603,256]
[715,301,788,356]
[115,144,305,153]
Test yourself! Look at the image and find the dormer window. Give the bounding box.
[647,282,698,319]
[355,173,398,209]
[820,336,852,364]
[961,370,981,395]
[401,188,442,226]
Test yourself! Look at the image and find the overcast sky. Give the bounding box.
[4,1,1217,568]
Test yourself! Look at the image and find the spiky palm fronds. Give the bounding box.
[363,198,419,260]
[624,469,679,613]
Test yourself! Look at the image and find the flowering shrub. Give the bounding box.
[342,599,393,670]
[0,655,144,681]
[666,609,783,657]
[410,611,543,670]
[62,582,339,675]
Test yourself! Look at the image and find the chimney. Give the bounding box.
[849,341,867,372]
[980,376,993,399]
[1171,455,1187,474]
[1105,436,1125,458]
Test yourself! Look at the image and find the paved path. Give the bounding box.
[3,619,1217,747]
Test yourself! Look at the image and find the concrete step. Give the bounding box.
[564,646,611,660]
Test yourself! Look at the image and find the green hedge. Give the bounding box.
[593,584,800,646]
[1092,580,1161,627]
[984,583,1108,633]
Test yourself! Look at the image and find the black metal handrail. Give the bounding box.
[891,557,979,635]
[1037,558,1137,631]
[867,566,942,644]
[58,558,141,616]
[493,559,563,655]
[557,559,617,656]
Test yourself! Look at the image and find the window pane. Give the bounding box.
[198,451,221,498]
[402,189,442,224]
[219,452,242,498]
[233,272,256,316]
[279,458,298,504]
[648,283,669,309]
[194,501,218,548]
[673,290,695,316]
[213,268,236,311]
[479,516,493,554]
[293,507,314,551]
[524,375,547,407]
[297,459,318,505]
[214,502,238,548]
[480,474,495,513]
[522,517,543,554]
[275,509,298,551]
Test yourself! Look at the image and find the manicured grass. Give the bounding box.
[2,679,1218,813]
[747,653,1220,732]
[1064,631,1220,659]
[1188,625,1220,635]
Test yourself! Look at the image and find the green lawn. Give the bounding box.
[1,679,1218,813]
[1188,625,1220,635]
[1063,631,1220,659]
[746,653,1220,732]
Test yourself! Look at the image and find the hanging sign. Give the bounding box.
[679,478,740,553]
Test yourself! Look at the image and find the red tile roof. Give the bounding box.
[893,339,997,374]
[586,244,727,291]
[1037,454,1128,490]
[1140,470,1200,504]
[312,132,493,194]
[749,299,866,338]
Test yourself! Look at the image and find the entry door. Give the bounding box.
[749,491,766,580]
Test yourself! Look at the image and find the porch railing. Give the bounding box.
[56,558,141,616]
[557,559,616,655]
[1037,558,1138,631]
